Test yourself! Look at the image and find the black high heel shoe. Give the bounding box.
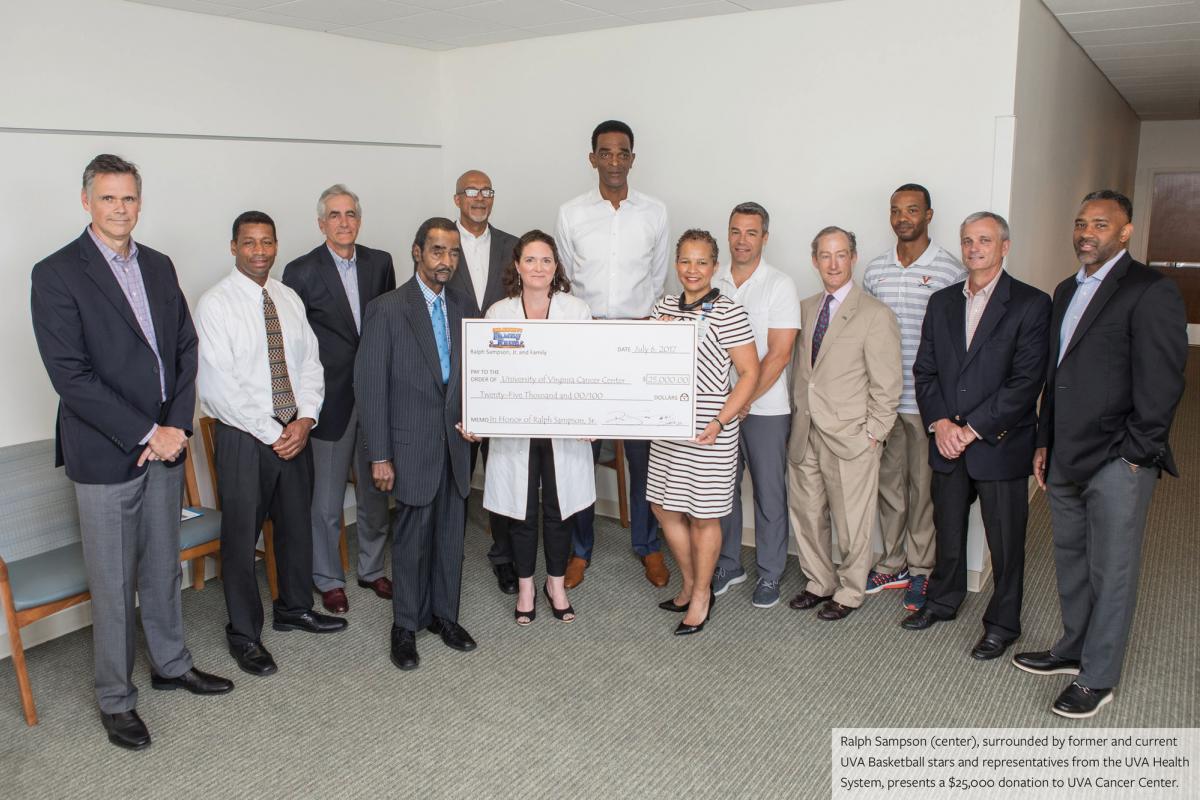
[514,594,536,626]
[543,583,576,623]
[673,594,713,636]
[658,597,689,612]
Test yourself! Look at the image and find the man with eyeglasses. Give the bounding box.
[554,119,671,590]
[282,184,397,616]
[445,169,522,596]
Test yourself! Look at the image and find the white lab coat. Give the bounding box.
[481,292,597,520]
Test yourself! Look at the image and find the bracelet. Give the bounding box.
[713,418,726,431]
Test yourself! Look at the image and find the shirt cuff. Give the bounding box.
[140,423,159,445]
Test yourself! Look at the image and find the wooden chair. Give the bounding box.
[598,441,631,528]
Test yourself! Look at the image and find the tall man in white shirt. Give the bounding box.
[196,211,347,679]
[712,202,801,608]
[445,169,521,595]
[555,119,671,589]
[861,183,965,610]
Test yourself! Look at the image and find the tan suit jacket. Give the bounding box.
[787,283,902,462]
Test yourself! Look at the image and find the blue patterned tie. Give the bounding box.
[811,293,833,366]
[431,294,450,384]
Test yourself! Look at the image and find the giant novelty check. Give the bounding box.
[462,319,697,439]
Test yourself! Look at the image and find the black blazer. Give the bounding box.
[353,277,470,506]
[1037,253,1188,482]
[914,271,1051,481]
[282,243,396,441]
[446,224,519,317]
[31,228,198,484]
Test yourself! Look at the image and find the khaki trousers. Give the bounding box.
[874,412,935,576]
[788,428,881,608]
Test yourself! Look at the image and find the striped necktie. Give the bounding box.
[811,293,833,367]
[262,288,297,424]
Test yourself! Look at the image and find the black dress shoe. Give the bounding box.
[817,600,855,621]
[493,563,519,595]
[151,667,234,695]
[228,641,278,676]
[273,609,348,634]
[900,606,955,630]
[101,709,151,751]
[971,632,1016,661]
[673,594,713,635]
[1011,649,1081,676]
[658,597,690,612]
[1052,682,1113,719]
[788,590,833,610]
[426,617,477,652]
[390,627,419,671]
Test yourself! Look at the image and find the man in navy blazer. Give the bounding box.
[902,212,1050,664]
[1014,191,1187,719]
[355,217,475,671]
[30,154,232,751]
[282,184,396,615]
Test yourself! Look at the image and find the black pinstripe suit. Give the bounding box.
[354,277,471,631]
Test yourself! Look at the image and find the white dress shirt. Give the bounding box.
[554,188,669,319]
[196,268,325,445]
[456,221,491,309]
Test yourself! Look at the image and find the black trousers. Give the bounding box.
[926,461,1028,639]
[214,422,314,648]
[473,439,513,566]
[509,439,572,579]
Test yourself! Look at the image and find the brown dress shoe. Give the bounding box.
[817,600,856,621]
[320,588,349,614]
[787,590,833,610]
[357,576,393,599]
[564,556,588,589]
[642,552,670,587]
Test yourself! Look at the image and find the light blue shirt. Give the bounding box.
[327,244,361,333]
[1058,250,1124,366]
[418,279,451,367]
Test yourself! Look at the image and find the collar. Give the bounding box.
[889,241,941,268]
[963,268,1004,299]
[586,187,642,209]
[326,243,357,269]
[88,225,139,263]
[456,220,491,244]
[228,266,273,298]
[717,258,770,290]
[825,280,854,305]
[1075,249,1125,285]
[417,277,444,306]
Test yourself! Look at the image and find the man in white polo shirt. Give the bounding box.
[712,202,801,608]
[862,183,965,611]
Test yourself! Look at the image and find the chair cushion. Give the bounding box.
[179,507,221,551]
[7,543,89,613]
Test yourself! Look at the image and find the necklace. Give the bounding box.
[678,288,719,311]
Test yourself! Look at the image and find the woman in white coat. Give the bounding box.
[465,230,595,625]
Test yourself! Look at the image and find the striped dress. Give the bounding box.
[646,294,755,518]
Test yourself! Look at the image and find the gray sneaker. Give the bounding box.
[712,567,747,596]
[751,578,781,608]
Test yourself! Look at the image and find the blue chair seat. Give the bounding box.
[8,543,88,613]
[179,507,220,551]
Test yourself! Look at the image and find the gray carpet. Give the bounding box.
[2,354,1197,798]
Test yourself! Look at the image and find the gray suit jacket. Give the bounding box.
[447,224,519,316]
[354,276,471,506]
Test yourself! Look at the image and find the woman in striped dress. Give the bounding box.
[647,229,760,635]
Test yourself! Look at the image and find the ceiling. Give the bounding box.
[125,0,837,50]
[1043,0,1200,120]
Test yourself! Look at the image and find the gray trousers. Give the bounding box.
[718,413,791,582]
[1047,456,1160,689]
[310,410,390,591]
[74,462,193,714]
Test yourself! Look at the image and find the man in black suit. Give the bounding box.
[446,169,521,596]
[30,154,232,751]
[355,217,476,671]
[900,212,1050,662]
[282,184,396,615]
[1014,190,1187,719]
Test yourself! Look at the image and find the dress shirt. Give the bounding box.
[554,188,669,319]
[962,268,1004,347]
[713,259,802,416]
[418,278,451,348]
[195,268,324,446]
[456,221,491,309]
[327,244,361,332]
[1058,250,1124,365]
[823,280,855,319]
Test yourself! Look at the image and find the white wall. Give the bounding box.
[1008,0,1141,295]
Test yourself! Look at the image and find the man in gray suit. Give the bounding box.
[355,217,476,671]
[31,154,232,751]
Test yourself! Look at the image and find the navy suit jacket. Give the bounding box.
[354,277,470,506]
[31,228,198,484]
[1037,253,1187,481]
[914,271,1051,481]
[282,242,396,441]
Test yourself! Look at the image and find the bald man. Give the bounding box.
[445,169,520,594]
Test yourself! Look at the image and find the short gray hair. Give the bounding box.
[83,154,141,196]
[960,211,1010,241]
[317,184,361,218]
[730,201,769,233]
[811,225,857,257]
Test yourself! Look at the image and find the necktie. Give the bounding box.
[262,289,297,424]
[811,293,833,367]
[431,294,450,384]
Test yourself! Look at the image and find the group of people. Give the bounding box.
[28,118,1188,752]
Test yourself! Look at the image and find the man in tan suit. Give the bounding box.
[786,226,902,620]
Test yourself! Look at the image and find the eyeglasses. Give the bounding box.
[458,188,495,198]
